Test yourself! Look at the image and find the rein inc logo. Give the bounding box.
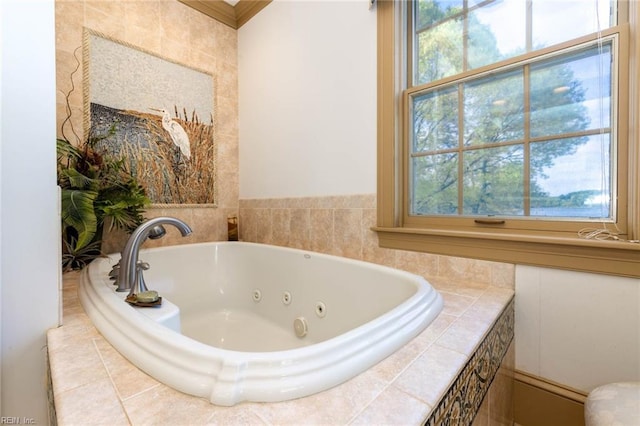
[1,418,35,425]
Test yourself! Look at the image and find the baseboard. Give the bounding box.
[514,370,588,426]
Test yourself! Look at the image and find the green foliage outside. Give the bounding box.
[412,0,606,218]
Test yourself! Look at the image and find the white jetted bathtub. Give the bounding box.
[79,242,443,406]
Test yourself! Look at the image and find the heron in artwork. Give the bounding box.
[151,108,191,160]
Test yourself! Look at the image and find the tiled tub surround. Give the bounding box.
[239,195,515,289]
[49,266,514,425]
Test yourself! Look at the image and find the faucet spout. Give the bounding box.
[115,217,192,293]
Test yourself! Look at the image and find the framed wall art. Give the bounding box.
[83,29,217,206]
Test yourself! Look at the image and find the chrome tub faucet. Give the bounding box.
[115,217,192,294]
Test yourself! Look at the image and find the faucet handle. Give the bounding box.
[109,261,120,281]
[129,260,151,296]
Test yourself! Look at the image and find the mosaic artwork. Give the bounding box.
[84,30,216,205]
[424,298,515,426]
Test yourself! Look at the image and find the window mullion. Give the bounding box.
[408,0,415,88]
[460,0,470,215]
[526,0,533,52]
[457,82,465,215]
[463,0,469,72]
[523,64,531,216]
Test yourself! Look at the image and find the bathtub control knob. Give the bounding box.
[293,317,308,338]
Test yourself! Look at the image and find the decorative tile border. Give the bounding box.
[424,297,515,426]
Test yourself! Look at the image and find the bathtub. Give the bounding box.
[79,242,443,406]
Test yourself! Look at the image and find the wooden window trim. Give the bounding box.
[375,0,640,278]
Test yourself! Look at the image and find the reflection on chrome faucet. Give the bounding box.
[115,217,192,294]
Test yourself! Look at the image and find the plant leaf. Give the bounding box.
[63,167,98,190]
[56,138,81,163]
[61,238,103,272]
[61,188,98,250]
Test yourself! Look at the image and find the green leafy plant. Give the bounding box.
[57,129,150,271]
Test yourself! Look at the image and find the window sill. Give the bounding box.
[372,226,640,278]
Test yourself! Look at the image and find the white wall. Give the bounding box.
[1,0,60,422]
[515,266,640,393]
[0,0,3,413]
[238,0,377,199]
[238,0,640,394]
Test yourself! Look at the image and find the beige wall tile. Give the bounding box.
[217,171,239,207]
[465,287,515,323]
[239,208,257,241]
[489,341,515,424]
[472,392,490,426]
[253,372,387,425]
[351,386,432,425]
[85,0,125,17]
[370,313,455,384]
[435,314,492,356]
[55,1,84,53]
[212,24,237,66]
[238,195,515,291]
[215,135,238,175]
[438,291,477,317]
[124,24,162,54]
[123,1,161,31]
[84,4,126,39]
[396,249,439,279]
[158,0,192,45]
[189,49,217,75]
[93,337,160,400]
[362,208,395,267]
[491,262,516,289]
[333,208,363,259]
[56,102,85,141]
[184,8,216,54]
[394,344,468,406]
[271,208,291,247]
[191,207,227,242]
[255,208,273,244]
[55,379,130,426]
[439,255,493,284]
[160,34,191,64]
[218,101,239,137]
[55,50,81,102]
[122,384,216,424]
[56,0,239,255]
[309,208,333,254]
[206,405,269,425]
[49,336,109,394]
[290,208,311,250]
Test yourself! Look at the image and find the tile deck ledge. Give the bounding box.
[48,270,513,425]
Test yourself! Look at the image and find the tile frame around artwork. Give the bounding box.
[82,28,218,207]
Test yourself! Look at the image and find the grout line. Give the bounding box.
[91,338,134,425]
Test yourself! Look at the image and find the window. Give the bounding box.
[375,0,640,277]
